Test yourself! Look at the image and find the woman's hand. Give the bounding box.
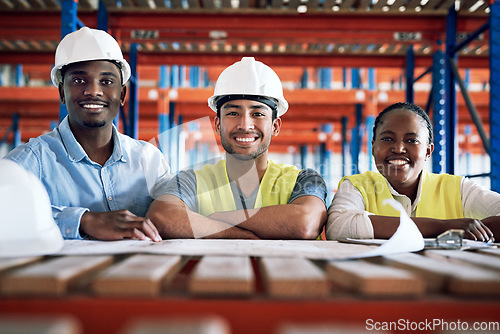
[459,219,494,242]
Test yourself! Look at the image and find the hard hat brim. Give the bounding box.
[50,59,131,87]
[208,94,288,117]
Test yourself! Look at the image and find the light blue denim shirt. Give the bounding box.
[4,116,170,239]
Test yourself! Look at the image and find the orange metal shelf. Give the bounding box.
[0,86,491,153]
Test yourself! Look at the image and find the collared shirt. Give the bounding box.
[4,116,170,239]
[327,174,500,240]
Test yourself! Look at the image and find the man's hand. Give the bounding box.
[80,210,162,242]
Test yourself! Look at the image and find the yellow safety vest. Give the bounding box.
[340,170,463,218]
[195,159,300,217]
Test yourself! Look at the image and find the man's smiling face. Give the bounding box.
[59,60,125,130]
[215,99,281,161]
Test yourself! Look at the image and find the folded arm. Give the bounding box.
[209,195,326,239]
[369,215,494,241]
[328,179,497,242]
[146,194,260,239]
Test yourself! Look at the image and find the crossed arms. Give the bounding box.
[146,193,327,240]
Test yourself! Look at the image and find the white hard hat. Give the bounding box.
[50,27,131,87]
[0,159,64,257]
[208,57,289,116]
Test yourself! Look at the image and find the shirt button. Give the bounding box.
[66,228,71,234]
[108,196,113,201]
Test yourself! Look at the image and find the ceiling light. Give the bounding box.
[468,0,484,12]
[297,4,307,13]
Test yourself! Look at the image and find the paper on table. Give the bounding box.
[348,198,425,258]
[54,199,424,260]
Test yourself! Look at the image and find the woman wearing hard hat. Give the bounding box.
[3,27,170,242]
[147,57,328,239]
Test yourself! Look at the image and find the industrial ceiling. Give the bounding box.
[0,0,492,68]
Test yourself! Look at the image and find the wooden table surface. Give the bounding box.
[0,242,499,334]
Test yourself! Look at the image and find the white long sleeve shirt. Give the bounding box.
[326,176,500,240]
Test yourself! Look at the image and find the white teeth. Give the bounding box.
[388,159,408,166]
[235,137,255,142]
[83,104,104,109]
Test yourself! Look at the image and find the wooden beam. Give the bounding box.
[1,256,113,296]
[259,257,330,298]
[92,255,183,297]
[189,256,255,295]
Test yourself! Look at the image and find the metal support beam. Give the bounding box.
[368,68,375,91]
[0,50,489,69]
[406,45,414,103]
[158,113,168,153]
[300,145,308,170]
[12,113,20,147]
[189,66,200,88]
[128,43,139,139]
[59,0,78,122]
[365,115,375,171]
[203,69,209,87]
[352,68,361,89]
[15,64,23,87]
[61,0,78,39]
[319,123,332,181]
[341,116,348,177]
[171,65,180,89]
[300,68,308,89]
[448,57,490,154]
[97,0,108,31]
[490,1,500,192]
[118,104,127,135]
[351,104,362,175]
[432,49,446,174]
[187,122,199,167]
[450,21,489,55]
[444,6,458,174]
[0,113,20,147]
[414,67,432,84]
[159,65,170,89]
[177,114,184,171]
[169,101,178,173]
[319,67,331,89]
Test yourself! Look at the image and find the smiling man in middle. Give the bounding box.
[147,57,327,239]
